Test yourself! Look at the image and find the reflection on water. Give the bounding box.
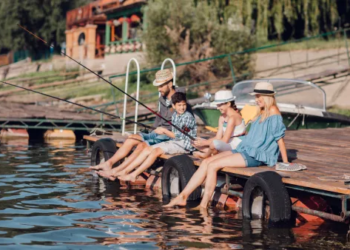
[0,139,350,249]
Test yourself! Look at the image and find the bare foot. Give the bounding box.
[97,169,114,179]
[115,170,127,177]
[118,174,136,182]
[163,194,187,207]
[199,201,209,209]
[89,161,112,171]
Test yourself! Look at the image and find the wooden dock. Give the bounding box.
[0,102,122,132]
[84,127,350,195]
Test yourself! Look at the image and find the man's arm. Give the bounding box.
[152,115,161,129]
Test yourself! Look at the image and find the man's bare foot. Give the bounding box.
[163,194,187,207]
[118,174,136,182]
[89,161,112,171]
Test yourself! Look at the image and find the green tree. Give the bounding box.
[0,0,91,54]
[142,0,255,84]
[205,0,340,41]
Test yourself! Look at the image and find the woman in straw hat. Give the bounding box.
[164,82,289,209]
[192,90,245,158]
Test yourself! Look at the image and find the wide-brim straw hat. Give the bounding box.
[153,69,173,86]
[250,81,276,96]
[211,90,236,105]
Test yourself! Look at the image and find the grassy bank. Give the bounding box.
[327,106,350,117]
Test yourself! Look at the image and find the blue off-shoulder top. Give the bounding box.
[236,115,286,166]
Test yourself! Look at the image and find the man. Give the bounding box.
[90,69,189,177]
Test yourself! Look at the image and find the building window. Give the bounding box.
[78,32,86,45]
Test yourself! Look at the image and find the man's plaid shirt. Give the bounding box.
[171,111,197,151]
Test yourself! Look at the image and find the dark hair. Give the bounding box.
[229,100,238,111]
[171,92,187,105]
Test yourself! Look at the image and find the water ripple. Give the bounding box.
[0,140,350,249]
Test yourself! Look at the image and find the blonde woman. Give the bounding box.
[164,82,289,209]
[193,90,245,159]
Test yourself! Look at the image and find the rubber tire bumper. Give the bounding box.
[162,155,201,201]
[242,171,291,226]
[90,138,117,166]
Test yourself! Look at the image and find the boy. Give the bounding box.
[104,92,197,182]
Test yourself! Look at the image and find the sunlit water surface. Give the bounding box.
[0,139,350,249]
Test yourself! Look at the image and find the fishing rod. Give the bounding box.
[19,25,195,141]
[0,80,152,129]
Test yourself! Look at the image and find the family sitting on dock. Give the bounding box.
[90,69,289,208]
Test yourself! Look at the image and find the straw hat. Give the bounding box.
[250,81,276,96]
[153,69,173,86]
[212,90,236,105]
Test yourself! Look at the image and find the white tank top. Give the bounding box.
[223,119,245,137]
[222,119,246,149]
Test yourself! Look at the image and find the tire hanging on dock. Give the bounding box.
[161,155,201,201]
[242,171,291,226]
[90,138,117,166]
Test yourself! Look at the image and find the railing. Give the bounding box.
[105,39,142,54]
[121,58,141,134]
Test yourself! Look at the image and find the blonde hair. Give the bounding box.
[256,95,277,122]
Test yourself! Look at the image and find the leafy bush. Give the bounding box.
[142,0,256,85]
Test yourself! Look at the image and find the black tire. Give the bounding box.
[242,171,291,226]
[162,155,201,201]
[90,138,117,166]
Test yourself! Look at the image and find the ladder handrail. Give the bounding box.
[159,58,177,111]
[122,58,140,135]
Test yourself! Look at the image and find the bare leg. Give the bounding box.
[112,143,147,174]
[193,148,212,159]
[163,151,233,207]
[200,153,246,208]
[116,146,153,178]
[119,147,164,182]
[97,142,148,180]
[90,134,143,171]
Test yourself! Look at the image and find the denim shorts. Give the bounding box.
[139,132,170,146]
[232,150,265,167]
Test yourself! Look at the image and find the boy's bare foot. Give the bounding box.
[118,174,136,182]
[89,161,112,171]
[163,194,187,207]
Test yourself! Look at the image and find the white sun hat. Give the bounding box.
[212,90,236,105]
[250,81,276,95]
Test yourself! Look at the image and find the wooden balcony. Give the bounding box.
[66,2,105,29]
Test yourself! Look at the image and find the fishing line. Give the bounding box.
[19,25,195,140]
[0,80,152,129]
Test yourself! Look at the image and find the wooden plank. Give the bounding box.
[83,127,350,195]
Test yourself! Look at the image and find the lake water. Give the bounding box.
[0,139,350,249]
